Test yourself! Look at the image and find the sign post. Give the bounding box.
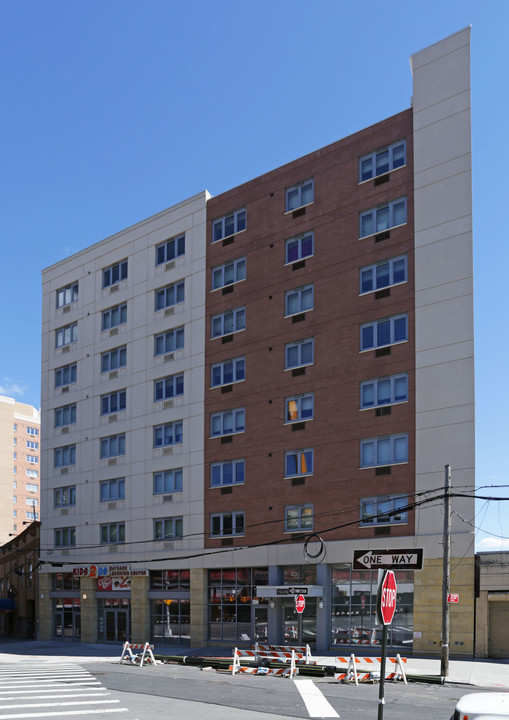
[377,570,397,720]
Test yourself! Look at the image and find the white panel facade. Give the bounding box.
[40,191,209,569]
[411,28,475,547]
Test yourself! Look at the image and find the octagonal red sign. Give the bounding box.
[295,594,306,614]
[379,570,397,625]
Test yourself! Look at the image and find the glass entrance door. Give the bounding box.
[103,607,129,642]
[280,598,316,645]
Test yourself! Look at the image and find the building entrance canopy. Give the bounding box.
[256,585,323,598]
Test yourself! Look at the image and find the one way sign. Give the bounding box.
[353,548,423,570]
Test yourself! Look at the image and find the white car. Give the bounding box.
[450,693,509,720]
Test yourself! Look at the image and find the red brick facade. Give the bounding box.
[205,109,415,549]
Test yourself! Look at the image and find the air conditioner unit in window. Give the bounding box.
[110,328,119,336]
[109,545,118,553]
[164,307,175,317]
[61,386,70,393]
[108,458,117,466]
[60,508,69,516]
[163,400,174,409]
[110,285,119,293]
[109,370,118,379]
[162,447,174,456]
[165,261,176,271]
[61,427,69,434]
[107,502,117,510]
[62,346,70,354]
[163,494,174,503]
[60,467,69,475]
[163,541,175,550]
[62,305,71,314]
[108,414,118,422]
[61,549,69,556]
[163,353,174,363]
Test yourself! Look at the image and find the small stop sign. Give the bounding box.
[295,594,306,614]
[379,570,397,625]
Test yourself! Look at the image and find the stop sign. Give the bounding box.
[295,594,306,614]
[379,570,397,625]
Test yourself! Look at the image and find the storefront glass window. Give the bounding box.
[150,569,190,590]
[330,564,414,648]
[53,572,79,591]
[208,567,268,642]
[151,598,190,645]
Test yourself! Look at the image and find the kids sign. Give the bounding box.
[378,570,397,625]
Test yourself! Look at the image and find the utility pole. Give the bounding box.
[441,464,451,678]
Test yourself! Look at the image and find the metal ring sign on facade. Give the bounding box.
[303,533,326,563]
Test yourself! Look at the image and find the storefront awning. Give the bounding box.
[0,598,16,612]
[255,585,324,598]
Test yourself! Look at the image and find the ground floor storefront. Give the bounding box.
[38,557,474,655]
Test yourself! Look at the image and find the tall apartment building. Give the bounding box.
[39,29,474,654]
[0,396,40,544]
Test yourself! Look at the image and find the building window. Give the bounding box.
[208,568,268,642]
[54,527,76,547]
[285,393,314,423]
[26,440,38,449]
[154,517,183,540]
[13,510,16,518]
[285,449,313,477]
[360,433,408,468]
[101,523,125,544]
[56,282,78,308]
[13,452,17,459]
[13,496,16,503]
[360,255,407,294]
[153,421,183,448]
[210,512,245,537]
[285,232,314,264]
[26,483,39,493]
[212,257,246,290]
[101,390,126,415]
[13,481,17,488]
[13,466,17,473]
[285,284,313,316]
[27,427,39,436]
[100,478,125,502]
[26,498,38,506]
[211,307,246,338]
[359,140,406,182]
[26,512,38,521]
[55,363,77,388]
[26,469,39,478]
[285,504,313,532]
[100,434,125,459]
[211,357,245,388]
[360,313,408,351]
[156,234,185,265]
[13,423,17,431]
[102,303,127,331]
[154,373,184,401]
[212,208,246,243]
[101,346,126,373]
[286,179,314,212]
[103,259,127,288]
[210,408,245,437]
[360,495,408,525]
[54,486,76,507]
[54,445,76,468]
[154,327,185,356]
[210,459,245,487]
[360,374,408,409]
[153,469,183,494]
[360,197,407,238]
[13,438,17,446]
[155,280,185,311]
[54,404,77,428]
[26,455,38,464]
[55,322,77,348]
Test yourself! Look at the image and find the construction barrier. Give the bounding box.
[235,647,315,666]
[253,643,313,664]
[231,647,298,679]
[334,653,407,685]
[120,642,156,667]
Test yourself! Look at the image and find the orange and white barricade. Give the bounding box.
[120,641,156,667]
[231,648,297,678]
[334,654,407,685]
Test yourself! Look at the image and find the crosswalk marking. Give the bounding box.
[0,662,131,720]
[294,678,340,718]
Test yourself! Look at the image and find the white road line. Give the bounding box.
[294,679,340,718]
[0,688,106,694]
[0,681,101,687]
[0,676,94,682]
[0,693,109,700]
[0,709,129,719]
[0,700,120,710]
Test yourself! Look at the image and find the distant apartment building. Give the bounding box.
[39,29,474,655]
[0,396,40,544]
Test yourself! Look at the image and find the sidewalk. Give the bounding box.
[0,639,507,689]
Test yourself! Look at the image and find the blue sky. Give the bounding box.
[1,1,507,550]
